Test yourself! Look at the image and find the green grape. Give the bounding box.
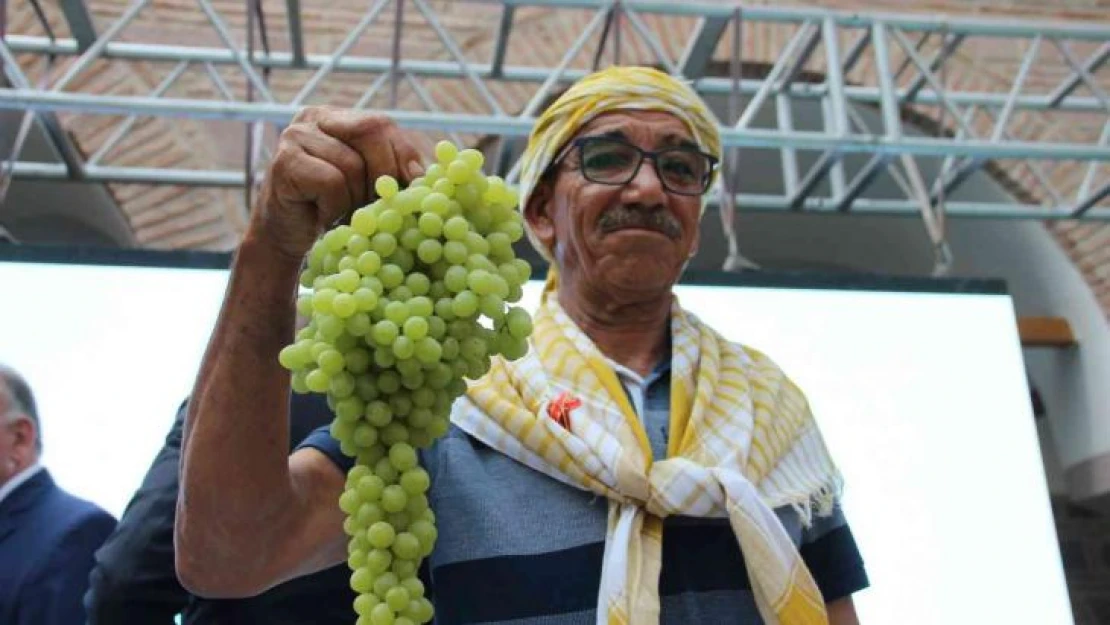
[402,577,425,600]
[384,301,411,325]
[362,275,385,295]
[358,474,386,501]
[373,347,397,369]
[386,586,411,612]
[417,212,443,238]
[381,485,408,513]
[375,458,399,484]
[351,567,375,594]
[443,241,468,265]
[381,421,410,446]
[367,521,396,548]
[366,548,392,574]
[306,369,331,393]
[414,338,442,364]
[372,572,399,600]
[455,184,480,211]
[400,228,424,251]
[479,294,505,321]
[426,317,446,340]
[400,468,430,495]
[296,294,314,318]
[464,231,490,256]
[405,274,431,297]
[357,251,383,276]
[332,293,357,318]
[365,401,393,427]
[391,532,421,560]
[348,547,367,569]
[352,207,378,237]
[408,296,434,318]
[389,443,418,472]
[423,163,444,185]
[339,255,358,272]
[432,177,455,197]
[348,233,372,257]
[390,286,414,303]
[357,501,385,528]
[427,416,451,438]
[451,291,479,318]
[443,216,469,241]
[500,334,529,360]
[391,248,416,274]
[420,192,450,216]
[372,321,400,346]
[434,140,458,164]
[389,392,414,417]
[355,593,380,617]
[379,209,403,234]
[406,407,433,429]
[443,266,468,293]
[370,602,396,625]
[340,489,362,514]
[387,511,412,531]
[415,239,442,264]
[506,307,533,339]
[376,175,400,199]
[400,369,425,390]
[392,336,416,360]
[403,317,429,341]
[371,233,398,257]
[325,225,352,252]
[313,288,338,314]
[347,465,373,487]
[466,270,495,296]
[458,148,484,171]
[354,288,379,312]
[434,298,457,321]
[380,265,405,289]
[377,371,402,394]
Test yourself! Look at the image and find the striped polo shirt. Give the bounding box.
[300,357,868,624]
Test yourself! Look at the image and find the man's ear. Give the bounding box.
[524,179,556,251]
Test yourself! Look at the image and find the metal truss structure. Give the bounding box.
[1,0,1109,266]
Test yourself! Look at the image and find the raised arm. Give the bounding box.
[175,107,426,597]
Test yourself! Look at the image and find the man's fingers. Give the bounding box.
[285,123,369,210]
[317,111,426,186]
[272,148,353,228]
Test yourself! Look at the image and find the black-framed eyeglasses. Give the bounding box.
[553,136,718,196]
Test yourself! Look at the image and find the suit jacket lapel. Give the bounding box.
[0,470,52,545]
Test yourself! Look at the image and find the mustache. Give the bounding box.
[597,206,682,240]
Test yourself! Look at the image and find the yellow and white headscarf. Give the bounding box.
[456,66,844,625]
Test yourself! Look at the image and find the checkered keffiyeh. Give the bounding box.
[456,279,844,625]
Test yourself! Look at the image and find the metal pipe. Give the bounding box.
[51,0,151,91]
[903,33,965,104]
[195,0,274,102]
[5,89,1110,160]
[292,0,391,106]
[354,72,392,110]
[1072,180,1110,217]
[411,0,504,116]
[8,34,1109,112]
[871,22,902,139]
[622,4,678,74]
[735,21,814,129]
[89,60,191,164]
[8,159,1108,220]
[835,154,890,211]
[519,7,609,118]
[776,93,799,197]
[1048,42,1110,107]
[390,0,404,108]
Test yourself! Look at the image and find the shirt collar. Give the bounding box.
[0,461,44,508]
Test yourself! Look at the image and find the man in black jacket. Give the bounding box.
[84,393,353,624]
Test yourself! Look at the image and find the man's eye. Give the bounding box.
[584,151,634,170]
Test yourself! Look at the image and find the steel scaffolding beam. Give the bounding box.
[0,0,1107,223]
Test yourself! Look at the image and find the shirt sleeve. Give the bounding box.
[798,506,870,603]
[296,424,356,474]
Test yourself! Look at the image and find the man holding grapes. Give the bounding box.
[176,66,868,625]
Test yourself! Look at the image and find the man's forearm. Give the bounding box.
[176,233,304,589]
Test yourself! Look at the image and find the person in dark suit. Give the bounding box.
[84,392,355,624]
[0,365,117,625]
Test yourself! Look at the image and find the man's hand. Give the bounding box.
[249,107,428,261]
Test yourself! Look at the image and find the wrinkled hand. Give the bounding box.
[249,106,429,260]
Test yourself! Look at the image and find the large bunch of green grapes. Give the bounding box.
[280,141,534,625]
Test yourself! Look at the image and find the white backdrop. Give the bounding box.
[0,260,1073,624]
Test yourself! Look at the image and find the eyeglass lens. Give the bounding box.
[579,138,711,194]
